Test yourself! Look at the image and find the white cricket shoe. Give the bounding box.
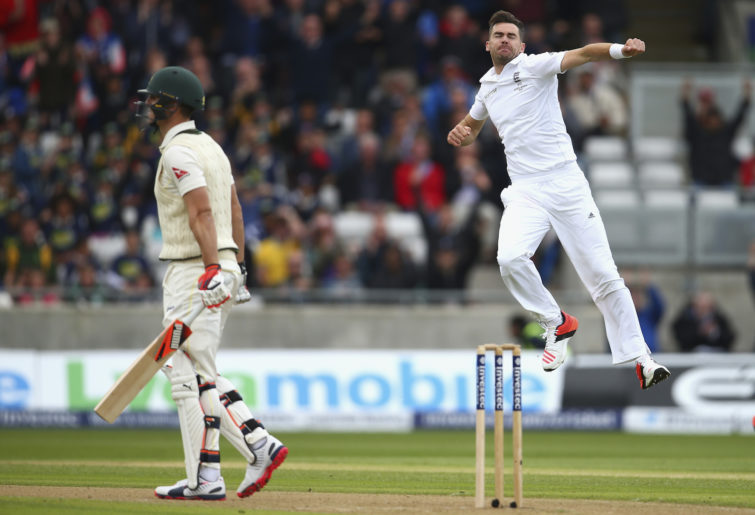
[237,434,289,498]
[636,359,671,390]
[154,477,226,500]
[541,311,579,372]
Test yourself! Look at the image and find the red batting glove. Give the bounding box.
[197,264,231,312]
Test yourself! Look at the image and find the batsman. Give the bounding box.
[134,66,287,500]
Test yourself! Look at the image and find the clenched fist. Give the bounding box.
[620,38,645,57]
[447,124,472,147]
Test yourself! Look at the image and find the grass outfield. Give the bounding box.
[0,428,754,513]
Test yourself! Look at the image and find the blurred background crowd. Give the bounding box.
[1,0,753,350]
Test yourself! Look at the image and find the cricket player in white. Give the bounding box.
[135,66,288,500]
[448,11,670,389]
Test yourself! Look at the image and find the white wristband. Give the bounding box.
[609,43,628,59]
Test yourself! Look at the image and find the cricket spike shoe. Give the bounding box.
[155,477,226,500]
[541,311,578,372]
[636,359,671,390]
[237,434,289,498]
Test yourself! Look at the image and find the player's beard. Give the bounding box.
[491,44,520,67]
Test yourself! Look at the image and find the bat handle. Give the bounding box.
[183,301,206,326]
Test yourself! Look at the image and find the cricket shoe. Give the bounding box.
[155,477,226,500]
[636,359,671,390]
[237,434,289,498]
[541,311,578,372]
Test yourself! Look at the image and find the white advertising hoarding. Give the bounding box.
[0,349,564,416]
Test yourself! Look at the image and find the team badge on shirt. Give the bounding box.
[513,72,527,92]
[172,167,189,180]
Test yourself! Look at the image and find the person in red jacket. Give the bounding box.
[394,131,445,211]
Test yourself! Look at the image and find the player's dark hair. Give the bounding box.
[488,10,524,39]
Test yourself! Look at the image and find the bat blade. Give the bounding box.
[94,312,198,423]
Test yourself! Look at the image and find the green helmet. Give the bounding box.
[138,66,205,115]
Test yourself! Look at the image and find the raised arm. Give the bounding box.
[560,38,645,73]
[447,114,486,147]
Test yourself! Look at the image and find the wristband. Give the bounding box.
[609,43,628,59]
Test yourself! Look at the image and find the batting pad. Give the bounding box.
[216,375,267,463]
[169,371,204,489]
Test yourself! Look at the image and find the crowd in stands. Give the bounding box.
[2,0,637,306]
[1,0,750,351]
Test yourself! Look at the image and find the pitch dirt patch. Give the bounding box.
[0,486,751,514]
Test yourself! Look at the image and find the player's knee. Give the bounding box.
[497,250,528,276]
[591,278,625,302]
[215,375,235,394]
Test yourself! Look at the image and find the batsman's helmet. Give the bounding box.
[135,66,204,125]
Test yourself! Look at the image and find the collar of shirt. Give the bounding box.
[159,120,197,152]
[480,53,524,83]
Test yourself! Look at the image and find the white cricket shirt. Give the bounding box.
[469,52,577,181]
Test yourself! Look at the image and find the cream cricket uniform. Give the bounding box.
[155,120,241,480]
[469,52,648,364]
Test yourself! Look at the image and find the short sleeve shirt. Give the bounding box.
[159,121,208,197]
[469,52,577,180]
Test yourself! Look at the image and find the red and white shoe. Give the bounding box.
[636,359,671,390]
[541,311,578,372]
[237,434,288,498]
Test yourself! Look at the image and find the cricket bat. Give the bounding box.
[94,302,205,423]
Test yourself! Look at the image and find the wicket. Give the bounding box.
[475,343,523,509]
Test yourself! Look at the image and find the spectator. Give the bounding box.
[0,0,39,87]
[321,250,360,295]
[30,18,76,124]
[13,268,60,306]
[566,64,627,138]
[332,107,377,175]
[393,132,446,212]
[421,55,476,137]
[63,258,107,304]
[44,191,89,266]
[681,79,751,187]
[412,168,484,292]
[381,0,418,75]
[3,217,55,291]
[74,7,126,133]
[355,214,416,290]
[365,240,418,290]
[436,5,479,81]
[672,291,736,353]
[10,117,43,195]
[625,269,665,353]
[253,206,303,288]
[305,210,342,287]
[509,314,545,350]
[107,229,154,299]
[288,13,334,110]
[334,0,382,107]
[337,132,393,209]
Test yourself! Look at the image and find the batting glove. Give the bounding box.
[197,263,231,312]
[235,261,252,305]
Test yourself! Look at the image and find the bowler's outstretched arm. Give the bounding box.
[560,38,645,72]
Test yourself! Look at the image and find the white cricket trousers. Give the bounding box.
[496,164,649,364]
[161,250,241,381]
